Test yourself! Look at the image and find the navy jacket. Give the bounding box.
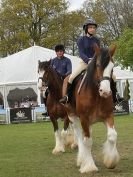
[77,35,100,63]
[51,56,72,77]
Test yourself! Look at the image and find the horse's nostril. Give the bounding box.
[99,89,102,92]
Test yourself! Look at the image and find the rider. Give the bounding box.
[51,44,72,79]
[59,18,100,104]
[42,44,72,115]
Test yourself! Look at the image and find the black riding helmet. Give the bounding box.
[83,18,98,34]
[55,44,65,52]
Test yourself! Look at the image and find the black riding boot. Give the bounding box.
[59,83,72,104]
[111,78,118,104]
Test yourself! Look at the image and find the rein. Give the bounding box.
[95,58,111,88]
[38,76,48,87]
[38,77,43,81]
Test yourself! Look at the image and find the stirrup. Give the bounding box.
[59,95,68,104]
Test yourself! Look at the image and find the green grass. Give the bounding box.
[0,114,133,177]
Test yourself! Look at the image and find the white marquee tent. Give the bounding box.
[113,67,133,100]
[0,45,133,108]
[0,45,80,108]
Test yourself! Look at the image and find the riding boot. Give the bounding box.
[111,78,118,105]
[59,83,72,104]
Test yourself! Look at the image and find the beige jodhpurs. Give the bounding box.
[68,59,88,84]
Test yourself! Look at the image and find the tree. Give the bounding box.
[0,0,86,57]
[115,28,133,70]
[64,11,85,56]
[0,0,70,56]
[123,79,130,101]
[82,0,133,46]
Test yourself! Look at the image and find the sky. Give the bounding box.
[68,0,86,11]
[0,0,86,11]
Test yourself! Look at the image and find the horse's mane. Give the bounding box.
[47,66,63,90]
[39,60,63,99]
[84,47,111,88]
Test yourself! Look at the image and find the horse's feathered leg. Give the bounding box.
[68,115,83,163]
[63,115,70,131]
[103,115,120,168]
[50,117,65,154]
[61,116,77,148]
[78,117,98,173]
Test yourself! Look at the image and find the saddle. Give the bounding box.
[62,70,86,97]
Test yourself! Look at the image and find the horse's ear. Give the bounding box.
[93,43,100,56]
[38,60,41,64]
[47,59,51,66]
[109,44,117,57]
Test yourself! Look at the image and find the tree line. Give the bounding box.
[0,0,132,69]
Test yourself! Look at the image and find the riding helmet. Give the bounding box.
[83,18,98,33]
[55,44,65,52]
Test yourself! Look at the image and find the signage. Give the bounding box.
[113,100,129,115]
[10,108,32,123]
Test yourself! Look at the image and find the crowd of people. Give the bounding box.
[12,97,37,109]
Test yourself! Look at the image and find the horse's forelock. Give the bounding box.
[38,60,51,71]
[84,57,97,87]
[84,47,112,88]
[100,48,111,70]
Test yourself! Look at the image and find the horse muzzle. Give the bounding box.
[99,89,111,98]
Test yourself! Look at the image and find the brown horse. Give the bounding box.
[38,60,76,154]
[64,44,119,173]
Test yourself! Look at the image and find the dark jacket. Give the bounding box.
[51,56,72,78]
[77,35,100,63]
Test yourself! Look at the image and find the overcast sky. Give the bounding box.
[68,0,85,11]
[0,1,86,11]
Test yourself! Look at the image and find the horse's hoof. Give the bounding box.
[52,148,65,155]
[104,156,120,169]
[103,150,120,169]
[52,149,59,155]
[71,143,78,149]
[79,164,98,173]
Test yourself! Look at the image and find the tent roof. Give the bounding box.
[113,66,133,80]
[0,45,80,85]
[0,45,133,85]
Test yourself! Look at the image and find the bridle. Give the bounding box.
[38,75,48,88]
[95,55,112,87]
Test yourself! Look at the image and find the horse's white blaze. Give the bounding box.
[38,70,45,89]
[99,61,114,97]
[103,124,120,168]
[69,116,98,173]
[52,130,65,154]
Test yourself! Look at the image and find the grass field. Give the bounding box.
[0,114,133,177]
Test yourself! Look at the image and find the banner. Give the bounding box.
[10,108,32,123]
[114,100,129,115]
